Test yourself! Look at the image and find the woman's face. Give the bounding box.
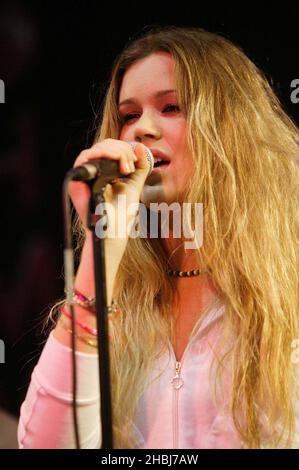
[118,51,194,206]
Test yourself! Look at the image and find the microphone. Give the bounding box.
[67,142,154,182]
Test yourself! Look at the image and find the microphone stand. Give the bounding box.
[86,167,118,450]
[65,151,152,449]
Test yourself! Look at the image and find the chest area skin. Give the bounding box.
[171,312,201,362]
[170,276,220,362]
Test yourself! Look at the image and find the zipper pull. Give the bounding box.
[171,361,184,390]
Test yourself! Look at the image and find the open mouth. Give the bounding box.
[153,160,170,168]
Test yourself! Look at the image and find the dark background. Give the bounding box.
[0,1,298,418]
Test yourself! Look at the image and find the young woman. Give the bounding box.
[18,26,299,449]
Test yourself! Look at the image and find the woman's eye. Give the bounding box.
[163,104,180,113]
[120,105,180,125]
[121,113,139,123]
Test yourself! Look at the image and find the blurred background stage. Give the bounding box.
[0,0,298,448]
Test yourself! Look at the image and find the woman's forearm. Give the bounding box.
[53,230,123,353]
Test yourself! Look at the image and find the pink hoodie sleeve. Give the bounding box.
[17,331,101,449]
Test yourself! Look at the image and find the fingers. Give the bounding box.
[73,139,138,176]
[132,143,152,173]
[68,140,151,229]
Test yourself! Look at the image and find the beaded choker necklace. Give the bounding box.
[167,268,208,277]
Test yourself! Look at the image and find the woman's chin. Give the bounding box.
[140,184,177,207]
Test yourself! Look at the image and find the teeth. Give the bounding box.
[154,157,163,163]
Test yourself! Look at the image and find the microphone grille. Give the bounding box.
[128,142,154,174]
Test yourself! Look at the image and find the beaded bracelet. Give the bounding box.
[60,304,98,336]
[60,303,113,342]
[64,288,120,316]
[58,316,98,348]
[74,288,96,310]
[63,288,96,313]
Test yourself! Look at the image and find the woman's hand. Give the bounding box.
[68,138,151,235]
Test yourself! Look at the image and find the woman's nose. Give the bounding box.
[134,113,161,141]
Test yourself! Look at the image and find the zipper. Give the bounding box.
[169,300,224,449]
[171,361,184,449]
[170,336,197,449]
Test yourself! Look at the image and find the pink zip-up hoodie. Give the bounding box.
[17,302,299,448]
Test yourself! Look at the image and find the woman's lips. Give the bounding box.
[152,162,170,172]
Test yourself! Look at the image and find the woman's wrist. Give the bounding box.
[53,317,98,354]
[75,229,126,305]
[74,231,95,298]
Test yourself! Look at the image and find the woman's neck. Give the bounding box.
[161,232,220,317]
[161,231,202,272]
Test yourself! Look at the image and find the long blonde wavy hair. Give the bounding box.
[50,26,299,448]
